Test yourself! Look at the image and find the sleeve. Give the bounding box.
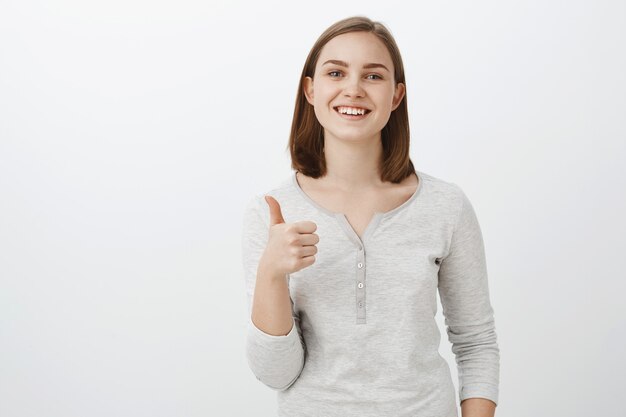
[437,186,500,407]
[241,193,306,391]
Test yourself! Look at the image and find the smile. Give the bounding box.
[333,106,371,120]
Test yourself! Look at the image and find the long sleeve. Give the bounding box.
[241,193,306,391]
[437,186,500,406]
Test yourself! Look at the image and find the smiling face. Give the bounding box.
[303,31,405,144]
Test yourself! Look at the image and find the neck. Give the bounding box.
[321,130,384,191]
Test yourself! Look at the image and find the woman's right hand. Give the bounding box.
[259,195,319,276]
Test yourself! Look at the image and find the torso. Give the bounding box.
[295,171,420,240]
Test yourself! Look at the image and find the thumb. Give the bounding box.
[264,195,285,226]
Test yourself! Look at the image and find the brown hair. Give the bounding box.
[288,16,416,184]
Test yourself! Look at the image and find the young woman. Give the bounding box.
[241,16,500,417]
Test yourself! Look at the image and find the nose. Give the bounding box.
[343,75,365,98]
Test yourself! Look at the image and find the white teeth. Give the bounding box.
[337,106,367,115]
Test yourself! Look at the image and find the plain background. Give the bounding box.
[1,0,624,416]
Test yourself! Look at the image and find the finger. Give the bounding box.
[264,195,285,226]
[293,220,317,234]
[299,233,320,246]
[299,245,317,257]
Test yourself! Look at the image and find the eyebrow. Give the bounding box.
[321,59,390,72]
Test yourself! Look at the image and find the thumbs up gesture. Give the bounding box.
[260,195,319,276]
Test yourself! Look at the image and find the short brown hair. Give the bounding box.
[288,16,415,183]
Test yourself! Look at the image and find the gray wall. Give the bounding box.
[1,1,624,416]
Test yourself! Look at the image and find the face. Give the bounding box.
[303,31,405,144]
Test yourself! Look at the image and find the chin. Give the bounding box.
[330,130,379,142]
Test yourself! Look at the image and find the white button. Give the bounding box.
[358,282,364,288]
[358,246,363,251]
[358,302,363,308]
[357,262,363,268]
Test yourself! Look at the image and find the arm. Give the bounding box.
[241,194,306,391]
[438,186,500,411]
[252,262,295,337]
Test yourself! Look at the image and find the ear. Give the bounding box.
[303,76,314,105]
[391,82,406,111]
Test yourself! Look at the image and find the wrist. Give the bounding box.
[257,257,287,284]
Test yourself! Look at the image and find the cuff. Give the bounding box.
[247,316,299,349]
[459,383,499,406]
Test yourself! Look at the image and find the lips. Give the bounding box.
[333,108,372,122]
[333,106,372,115]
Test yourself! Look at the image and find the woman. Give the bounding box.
[241,16,500,417]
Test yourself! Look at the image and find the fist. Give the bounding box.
[260,195,319,276]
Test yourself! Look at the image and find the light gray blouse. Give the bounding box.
[241,169,500,417]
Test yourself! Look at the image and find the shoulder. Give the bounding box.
[415,170,482,242]
[414,170,478,231]
[416,169,467,206]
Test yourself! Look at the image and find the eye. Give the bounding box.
[367,74,382,80]
[328,70,342,77]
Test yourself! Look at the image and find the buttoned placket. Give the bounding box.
[356,245,366,323]
[334,213,384,325]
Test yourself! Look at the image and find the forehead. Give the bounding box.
[317,31,393,67]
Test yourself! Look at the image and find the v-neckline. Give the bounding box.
[291,170,423,248]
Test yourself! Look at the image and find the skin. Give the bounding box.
[302,31,405,192]
[461,398,497,417]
